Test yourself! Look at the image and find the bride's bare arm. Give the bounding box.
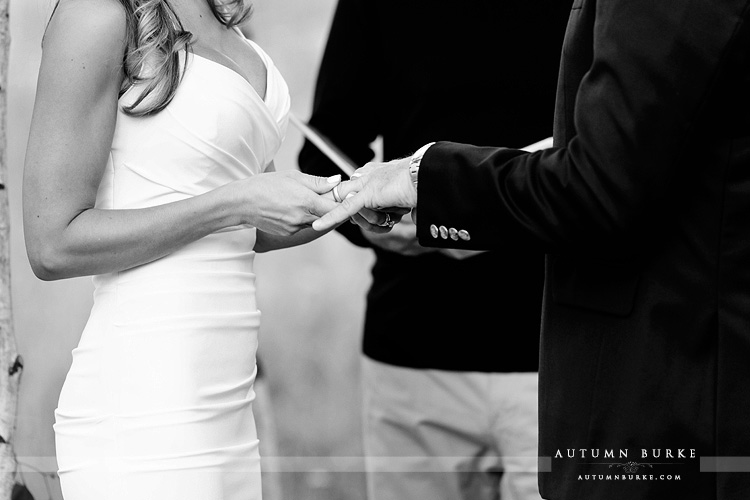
[23,0,337,280]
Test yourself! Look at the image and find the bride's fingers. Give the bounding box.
[313,191,366,231]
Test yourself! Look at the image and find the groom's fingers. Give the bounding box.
[349,211,392,234]
[313,193,366,231]
[336,177,365,199]
[385,207,412,216]
[357,207,384,225]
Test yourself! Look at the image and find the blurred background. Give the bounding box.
[8,0,374,498]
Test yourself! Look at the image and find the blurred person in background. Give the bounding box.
[298,1,569,499]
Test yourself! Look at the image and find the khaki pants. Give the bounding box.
[362,357,541,500]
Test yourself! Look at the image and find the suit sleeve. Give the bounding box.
[416,0,750,257]
[297,0,381,248]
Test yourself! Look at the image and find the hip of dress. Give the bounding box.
[54,229,262,481]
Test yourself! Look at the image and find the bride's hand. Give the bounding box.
[233,170,341,236]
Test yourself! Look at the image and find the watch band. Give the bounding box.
[409,142,435,190]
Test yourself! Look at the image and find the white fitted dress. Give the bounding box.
[53,38,289,500]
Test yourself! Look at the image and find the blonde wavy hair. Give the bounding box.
[52,0,253,116]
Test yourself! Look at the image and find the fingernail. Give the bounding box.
[345,193,355,199]
[327,174,341,183]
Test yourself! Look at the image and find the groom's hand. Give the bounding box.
[312,157,417,232]
[361,215,435,256]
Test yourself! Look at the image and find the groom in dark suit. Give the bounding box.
[313,0,750,499]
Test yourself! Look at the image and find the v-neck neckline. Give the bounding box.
[189,49,270,104]
[189,27,270,103]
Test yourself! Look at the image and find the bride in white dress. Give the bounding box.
[22,0,393,498]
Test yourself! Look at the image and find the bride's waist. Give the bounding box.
[86,273,259,338]
[92,254,258,322]
[94,230,257,289]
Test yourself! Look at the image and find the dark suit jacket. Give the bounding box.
[416,0,750,498]
[299,0,569,372]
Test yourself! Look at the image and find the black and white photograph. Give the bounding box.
[2,0,750,499]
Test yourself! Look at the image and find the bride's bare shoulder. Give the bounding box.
[43,0,127,55]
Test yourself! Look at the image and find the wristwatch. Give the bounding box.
[408,142,435,190]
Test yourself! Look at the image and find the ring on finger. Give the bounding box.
[378,212,395,228]
[333,185,342,203]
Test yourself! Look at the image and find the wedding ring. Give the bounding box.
[379,213,395,228]
[332,185,342,203]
